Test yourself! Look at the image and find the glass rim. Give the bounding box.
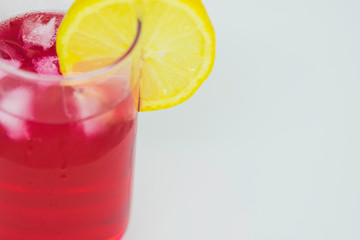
[0,19,142,85]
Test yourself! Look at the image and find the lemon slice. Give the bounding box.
[56,0,215,111]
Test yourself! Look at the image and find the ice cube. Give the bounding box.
[0,88,33,140]
[0,39,23,60]
[32,56,60,75]
[73,87,113,136]
[82,113,113,137]
[0,111,28,140]
[21,16,57,50]
[0,39,24,78]
[0,59,21,68]
[0,59,22,79]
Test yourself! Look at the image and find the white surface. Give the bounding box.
[125,0,360,239]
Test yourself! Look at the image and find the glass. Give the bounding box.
[0,0,141,239]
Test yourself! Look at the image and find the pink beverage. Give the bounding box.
[0,12,139,240]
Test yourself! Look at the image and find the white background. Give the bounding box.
[125,0,360,239]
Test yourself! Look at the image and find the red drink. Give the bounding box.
[0,12,138,240]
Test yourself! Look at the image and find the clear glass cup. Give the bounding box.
[0,1,141,239]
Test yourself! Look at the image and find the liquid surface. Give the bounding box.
[0,12,137,240]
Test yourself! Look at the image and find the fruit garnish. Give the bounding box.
[56,0,215,111]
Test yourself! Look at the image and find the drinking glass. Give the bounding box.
[0,1,141,239]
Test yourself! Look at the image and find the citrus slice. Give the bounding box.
[56,0,215,111]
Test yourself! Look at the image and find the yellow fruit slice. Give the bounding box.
[56,0,215,111]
